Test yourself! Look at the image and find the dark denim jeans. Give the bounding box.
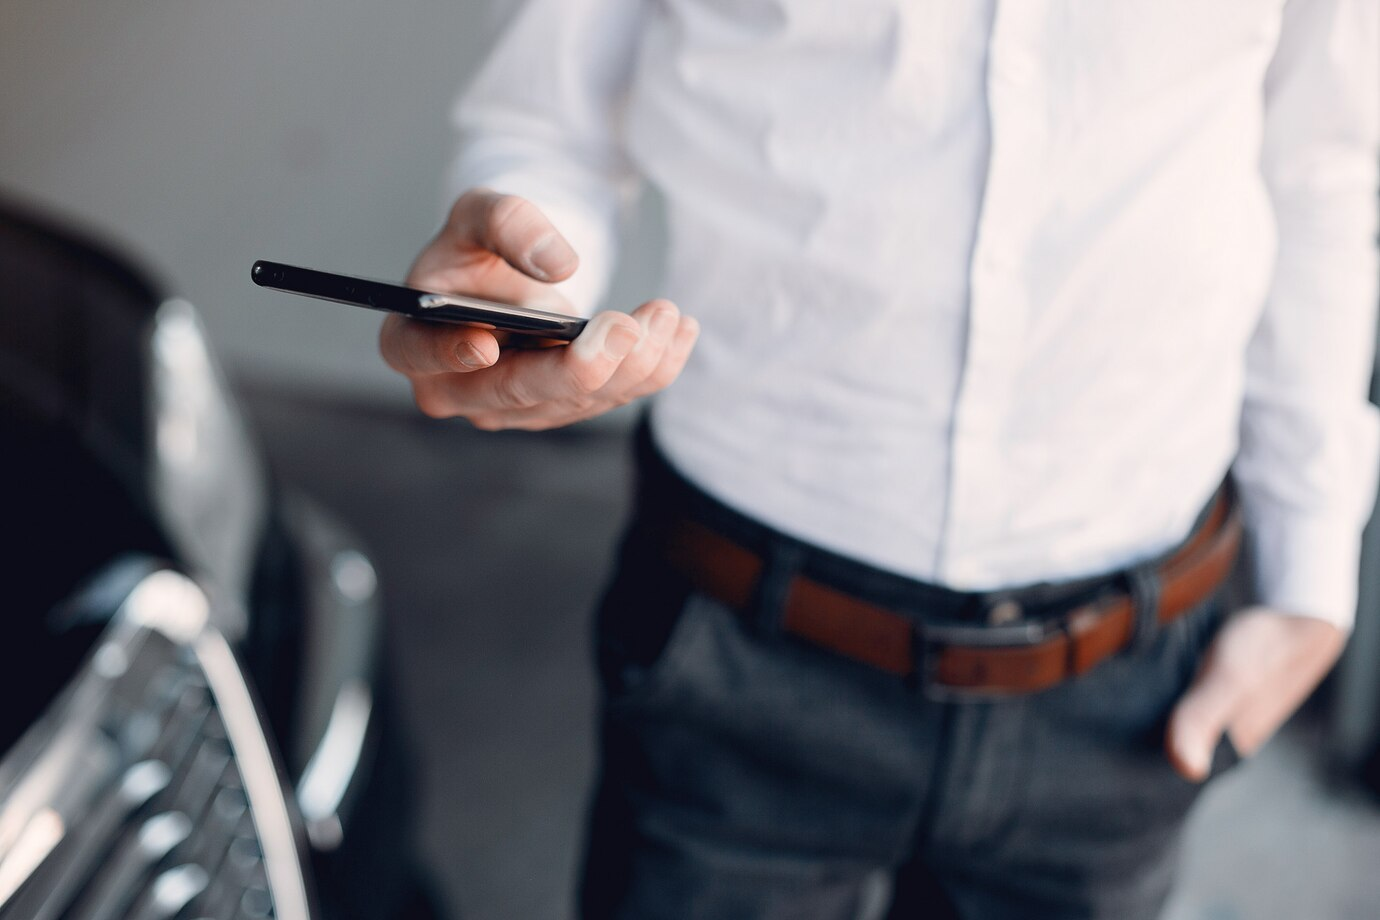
[580,435,1239,920]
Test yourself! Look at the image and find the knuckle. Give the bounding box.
[398,326,441,376]
[486,194,535,239]
[571,358,615,394]
[495,371,537,410]
[622,345,661,380]
[469,413,506,431]
[621,349,674,396]
[450,188,491,224]
[646,363,680,392]
[512,415,559,432]
[412,385,451,420]
[457,187,489,206]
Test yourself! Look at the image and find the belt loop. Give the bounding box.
[751,540,805,638]
[1126,564,1161,654]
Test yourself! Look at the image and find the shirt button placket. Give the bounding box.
[941,1,1045,588]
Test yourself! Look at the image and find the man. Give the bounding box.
[380,1,1379,917]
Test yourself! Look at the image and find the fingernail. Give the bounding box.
[529,233,577,281]
[457,342,490,369]
[649,307,677,341]
[604,324,640,359]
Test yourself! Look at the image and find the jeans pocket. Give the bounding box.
[601,589,712,709]
[1209,732,1243,778]
[1152,602,1242,788]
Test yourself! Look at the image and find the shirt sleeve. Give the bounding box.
[1234,0,1380,631]
[445,0,646,315]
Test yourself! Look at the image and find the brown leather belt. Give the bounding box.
[663,489,1242,696]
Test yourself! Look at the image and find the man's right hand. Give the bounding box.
[380,189,698,430]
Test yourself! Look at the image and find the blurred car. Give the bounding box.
[0,197,436,920]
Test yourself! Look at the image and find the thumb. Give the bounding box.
[1165,653,1242,782]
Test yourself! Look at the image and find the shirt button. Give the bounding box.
[988,599,1024,625]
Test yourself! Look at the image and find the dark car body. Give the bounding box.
[0,198,433,920]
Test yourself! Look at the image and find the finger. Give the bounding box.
[1230,668,1323,755]
[1165,648,1245,782]
[410,375,466,420]
[596,300,680,398]
[379,314,499,377]
[447,189,578,283]
[488,312,698,430]
[1229,694,1297,758]
[628,314,700,399]
[1227,618,1345,755]
[446,312,642,418]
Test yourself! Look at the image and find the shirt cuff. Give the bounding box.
[1240,496,1371,632]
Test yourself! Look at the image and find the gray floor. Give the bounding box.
[244,389,1380,920]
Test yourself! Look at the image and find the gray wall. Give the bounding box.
[0,0,662,404]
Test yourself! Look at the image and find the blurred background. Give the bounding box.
[2,1,1379,919]
[0,0,665,403]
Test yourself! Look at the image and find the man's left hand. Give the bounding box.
[1165,606,1345,782]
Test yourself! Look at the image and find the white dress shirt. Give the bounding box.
[448,0,1380,629]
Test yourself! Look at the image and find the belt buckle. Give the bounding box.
[915,614,1065,704]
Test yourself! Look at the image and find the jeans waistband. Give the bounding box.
[634,418,1215,627]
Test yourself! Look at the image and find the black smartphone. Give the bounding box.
[250,260,588,341]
